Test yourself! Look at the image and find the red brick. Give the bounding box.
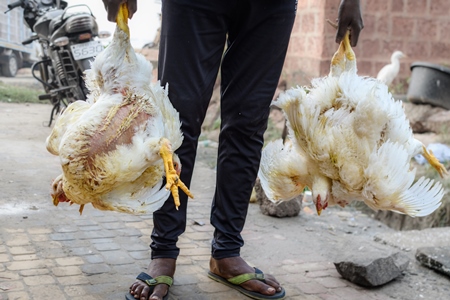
[307,36,323,57]
[404,41,429,59]
[360,39,381,57]
[292,16,302,34]
[392,16,415,37]
[363,15,376,34]
[380,40,404,58]
[429,0,450,16]
[308,0,325,9]
[391,0,405,12]
[406,0,428,14]
[416,19,438,41]
[356,60,374,77]
[376,15,390,37]
[365,0,389,12]
[438,20,450,40]
[430,42,450,61]
[302,13,317,33]
[325,0,340,12]
[297,0,308,10]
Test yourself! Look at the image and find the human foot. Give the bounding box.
[209,256,284,299]
[127,258,176,300]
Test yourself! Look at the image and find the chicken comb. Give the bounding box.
[116,3,130,38]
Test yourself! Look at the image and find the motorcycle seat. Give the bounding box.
[50,11,94,35]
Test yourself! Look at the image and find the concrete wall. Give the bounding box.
[283,0,450,90]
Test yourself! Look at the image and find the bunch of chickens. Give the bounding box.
[46,4,192,214]
[259,29,447,217]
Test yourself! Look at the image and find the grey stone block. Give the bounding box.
[416,247,450,278]
[334,251,410,287]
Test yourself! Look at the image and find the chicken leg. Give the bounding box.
[327,20,356,76]
[159,138,194,209]
[422,146,448,178]
[116,3,130,38]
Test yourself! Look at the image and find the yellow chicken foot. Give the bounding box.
[159,138,194,209]
[116,3,130,38]
[327,20,355,75]
[422,146,448,178]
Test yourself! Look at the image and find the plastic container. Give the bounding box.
[407,62,450,109]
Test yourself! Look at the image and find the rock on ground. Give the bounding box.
[334,250,410,287]
[416,247,450,278]
[254,178,302,218]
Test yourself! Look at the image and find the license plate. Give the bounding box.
[70,40,104,61]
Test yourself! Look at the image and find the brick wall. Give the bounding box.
[283,0,450,89]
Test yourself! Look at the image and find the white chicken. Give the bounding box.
[259,30,447,217]
[376,50,406,86]
[46,4,193,214]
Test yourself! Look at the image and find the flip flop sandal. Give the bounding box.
[208,267,285,300]
[125,272,173,300]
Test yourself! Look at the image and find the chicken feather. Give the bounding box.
[259,31,447,217]
[46,4,192,214]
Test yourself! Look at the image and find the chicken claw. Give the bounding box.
[159,138,194,209]
[422,146,449,178]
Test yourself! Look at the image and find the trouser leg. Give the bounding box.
[210,0,296,259]
[150,0,230,259]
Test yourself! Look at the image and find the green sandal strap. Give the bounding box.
[227,267,265,285]
[136,272,173,287]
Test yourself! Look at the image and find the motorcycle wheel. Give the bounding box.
[1,52,19,77]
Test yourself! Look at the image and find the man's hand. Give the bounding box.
[336,0,363,47]
[102,0,137,22]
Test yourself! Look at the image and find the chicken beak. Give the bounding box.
[316,204,322,216]
[315,195,323,216]
[52,194,60,207]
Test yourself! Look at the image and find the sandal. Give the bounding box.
[208,267,285,300]
[125,272,173,300]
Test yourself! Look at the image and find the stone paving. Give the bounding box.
[1,103,450,300]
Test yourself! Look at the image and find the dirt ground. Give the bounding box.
[1,74,450,300]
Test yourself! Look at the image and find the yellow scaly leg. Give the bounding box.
[422,146,448,178]
[327,20,356,76]
[159,138,194,209]
[116,3,130,38]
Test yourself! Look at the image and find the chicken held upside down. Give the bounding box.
[46,4,193,214]
[259,25,447,218]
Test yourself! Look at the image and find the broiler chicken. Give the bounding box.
[46,4,193,214]
[259,29,447,218]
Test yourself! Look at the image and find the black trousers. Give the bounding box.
[151,0,296,259]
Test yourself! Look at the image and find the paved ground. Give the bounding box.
[1,102,449,300]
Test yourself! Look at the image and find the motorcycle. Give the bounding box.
[5,0,109,126]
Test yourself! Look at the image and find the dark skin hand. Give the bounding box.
[102,0,137,22]
[336,0,364,47]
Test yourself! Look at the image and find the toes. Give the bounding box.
[129,281,150,299]
[149,284,168,300]
[239,273,282,296]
